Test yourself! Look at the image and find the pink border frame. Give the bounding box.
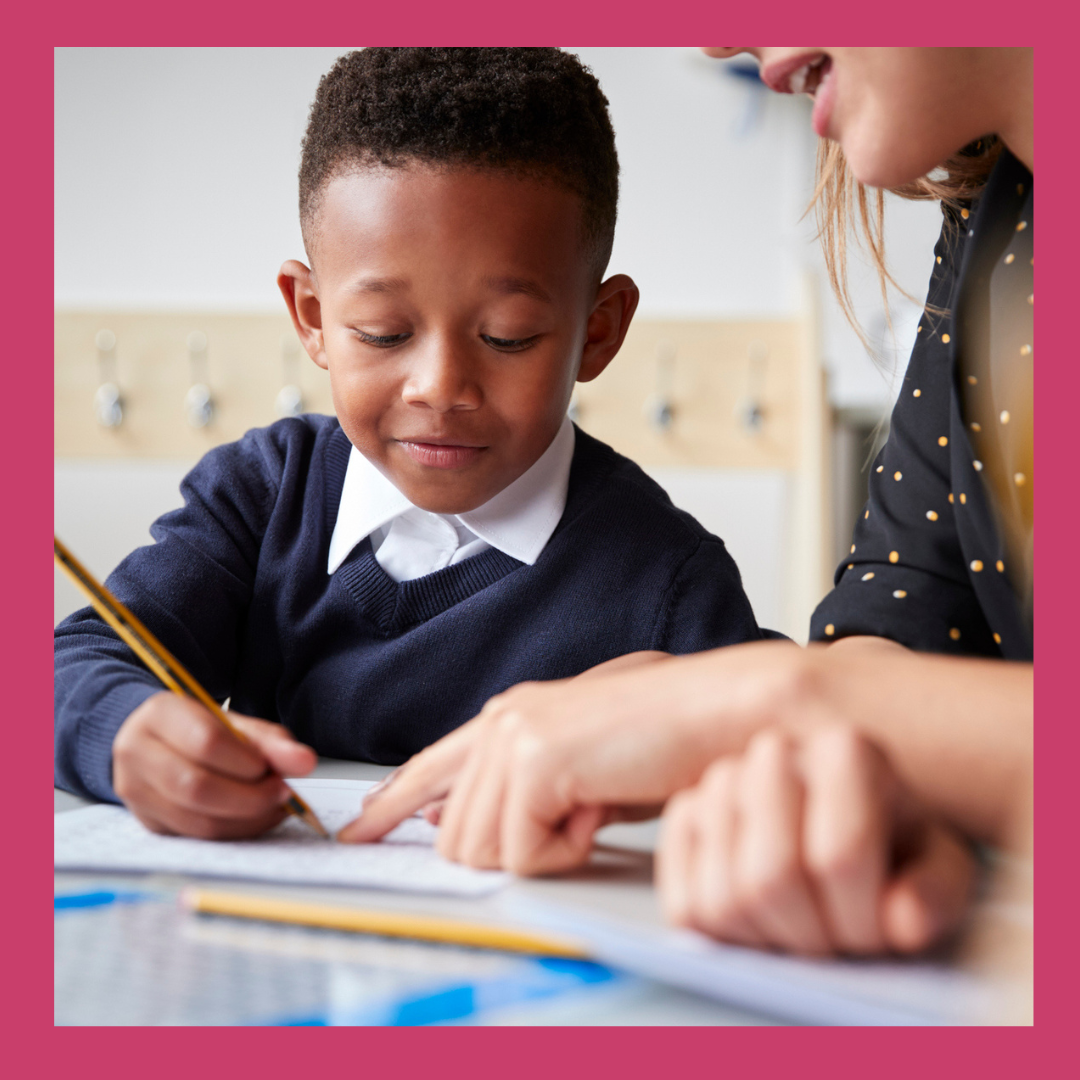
[18,16,1066,1076]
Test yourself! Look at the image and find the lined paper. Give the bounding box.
[55,778,507,898]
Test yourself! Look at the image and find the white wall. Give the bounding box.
[54,460,193,626]
[55,46,944,410]
[55,47,349,313]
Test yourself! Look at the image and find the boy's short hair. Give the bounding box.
[299,48,619,276]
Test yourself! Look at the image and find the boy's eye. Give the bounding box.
[482,334,539,352]
[354,330,411,348]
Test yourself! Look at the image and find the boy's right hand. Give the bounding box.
[112,692,318,839]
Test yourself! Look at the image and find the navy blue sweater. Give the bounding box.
[55,417,767,802]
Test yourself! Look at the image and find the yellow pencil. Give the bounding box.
[181,887,589,958]
[54,535,327,837]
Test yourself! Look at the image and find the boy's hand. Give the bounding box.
[112,692,318,839]
[657,726,976,955]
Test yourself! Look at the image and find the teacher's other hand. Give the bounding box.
[656,726,976,955]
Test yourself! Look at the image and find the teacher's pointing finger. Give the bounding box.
[336,717,481,843]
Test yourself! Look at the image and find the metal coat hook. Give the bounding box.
[645,340,676,432]
[275,336,305,418]
[737,340,768,434]
[185,331,214,428]
[93,328,123,429]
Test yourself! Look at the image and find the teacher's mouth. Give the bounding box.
[397,441,488,469]
[760,52,832,96]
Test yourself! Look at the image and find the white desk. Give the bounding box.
[54,759,770,1026]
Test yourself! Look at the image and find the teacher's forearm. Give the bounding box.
[806,638,1032,845]
[667,638,1032,845]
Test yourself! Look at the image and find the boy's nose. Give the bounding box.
[400,345,482,413]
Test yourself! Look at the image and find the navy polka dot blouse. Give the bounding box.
[811,149,1033,661]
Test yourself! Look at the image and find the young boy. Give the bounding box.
[54,48,768,840]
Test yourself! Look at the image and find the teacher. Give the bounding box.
[341,48,1034,957]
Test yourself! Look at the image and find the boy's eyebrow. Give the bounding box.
[343,274,553,303]
[345,276,410,294]
[482,276,554,304]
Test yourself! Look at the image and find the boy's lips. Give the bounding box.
[397,440,488,469]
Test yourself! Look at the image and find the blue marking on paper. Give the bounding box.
[265,957,620,1026]
[536,956,617,983]
[54,889,155,911]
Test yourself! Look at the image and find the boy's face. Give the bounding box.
[280,166,637,514]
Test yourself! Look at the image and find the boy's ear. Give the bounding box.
[577,274,640,383]
[278,260,327,370]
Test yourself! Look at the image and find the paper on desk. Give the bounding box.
[54,778,508,898]
[511,891,1000,1025]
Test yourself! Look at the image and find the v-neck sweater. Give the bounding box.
[55,416,767,803]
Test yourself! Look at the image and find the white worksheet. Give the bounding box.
[54,778,508,898]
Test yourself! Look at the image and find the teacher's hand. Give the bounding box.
[657,726,976,955]
[337,642,804,869]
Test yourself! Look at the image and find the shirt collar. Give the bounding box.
[327,416,576,575]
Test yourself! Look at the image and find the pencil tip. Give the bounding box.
[302,806,330,838]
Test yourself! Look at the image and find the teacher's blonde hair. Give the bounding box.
[813,136,1002,349]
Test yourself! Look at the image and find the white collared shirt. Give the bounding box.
[327,417,576,581]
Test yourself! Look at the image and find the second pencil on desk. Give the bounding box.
[181,888,588,958]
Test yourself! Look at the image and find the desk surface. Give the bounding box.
[55,760,769,1026]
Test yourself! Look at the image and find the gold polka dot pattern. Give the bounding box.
[812,154,1031,659]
